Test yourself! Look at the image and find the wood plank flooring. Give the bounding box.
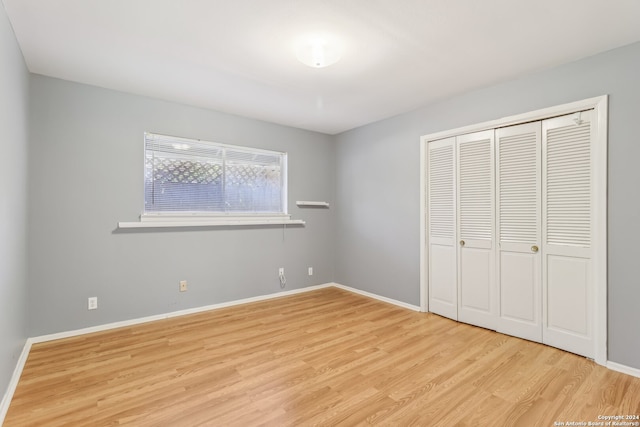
[5,287,640,426]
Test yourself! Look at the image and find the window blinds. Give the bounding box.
[144,133,285,215]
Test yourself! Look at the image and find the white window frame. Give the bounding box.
[118,133,304,228]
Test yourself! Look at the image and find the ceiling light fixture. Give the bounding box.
[296,36,341,68]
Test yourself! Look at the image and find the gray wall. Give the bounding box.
[335,42,640,370]
[27,75,336,336]
[0,3,29,399]
[11,24,640,385]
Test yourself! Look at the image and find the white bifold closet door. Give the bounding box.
[495,113,595,358]
[457,131,496,330]
[427,137,457,320]
[426,106,599,359]
[542,111,594,358]
[496,122,542,342]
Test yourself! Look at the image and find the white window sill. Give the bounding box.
[118,215,305,229]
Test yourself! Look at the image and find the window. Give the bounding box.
[142,132,290,223]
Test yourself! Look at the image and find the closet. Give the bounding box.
[424,102,605,360]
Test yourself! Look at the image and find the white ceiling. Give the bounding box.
[4,0,640,134]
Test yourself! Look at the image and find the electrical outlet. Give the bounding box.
[308,267,313,276]
[179,280,188,292]
[279,267,284,276]
[88,297,98,310]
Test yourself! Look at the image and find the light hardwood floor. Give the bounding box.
[5,287,640,426]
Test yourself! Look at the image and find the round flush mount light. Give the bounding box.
[295,36,342,68]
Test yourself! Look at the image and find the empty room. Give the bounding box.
[1,1,640,425]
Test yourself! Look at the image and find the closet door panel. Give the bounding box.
[542,111,594,358]
[430,243,457,314]
[547,255,589,334]
[428,138,457,320]
[457,130,495,329]
[460,248,491,311]
[500,249,538,323]
[496,122,542,342]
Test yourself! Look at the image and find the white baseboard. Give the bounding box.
[607,361,640,378]
[0,282,419,423]
[8,282,637,423]
[332,283,422,312]
[0,283,334,423]
[31,283,421,345]
[0,339,32,426]
[31,283,333,344]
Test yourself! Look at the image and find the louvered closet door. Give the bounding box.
[457,131,496,330]
[496,122,542,342]
[427,137,457,320]
[542,111,594,358]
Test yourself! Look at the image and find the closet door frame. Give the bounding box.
[420,95,608,366]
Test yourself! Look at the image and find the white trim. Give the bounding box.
[0,339,32,425]
[31,283,418,344]
[421,96,607,142]
[420,95,608,365]
[141,213,295,222]
[31,284,333,344]
[419,140,428,312]
[145,132,286,157]
[592,99,608,366]
[607,361,640,379]
[118,218,305,229]
[140,131,291,225]
[332,283,422,312]
[0,281,630,421]
[282,151,289,215]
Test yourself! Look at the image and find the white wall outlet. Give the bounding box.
[278,267,284,276]
[179,280,188,292]
[308,267,313,276]
[88,297,98,310]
